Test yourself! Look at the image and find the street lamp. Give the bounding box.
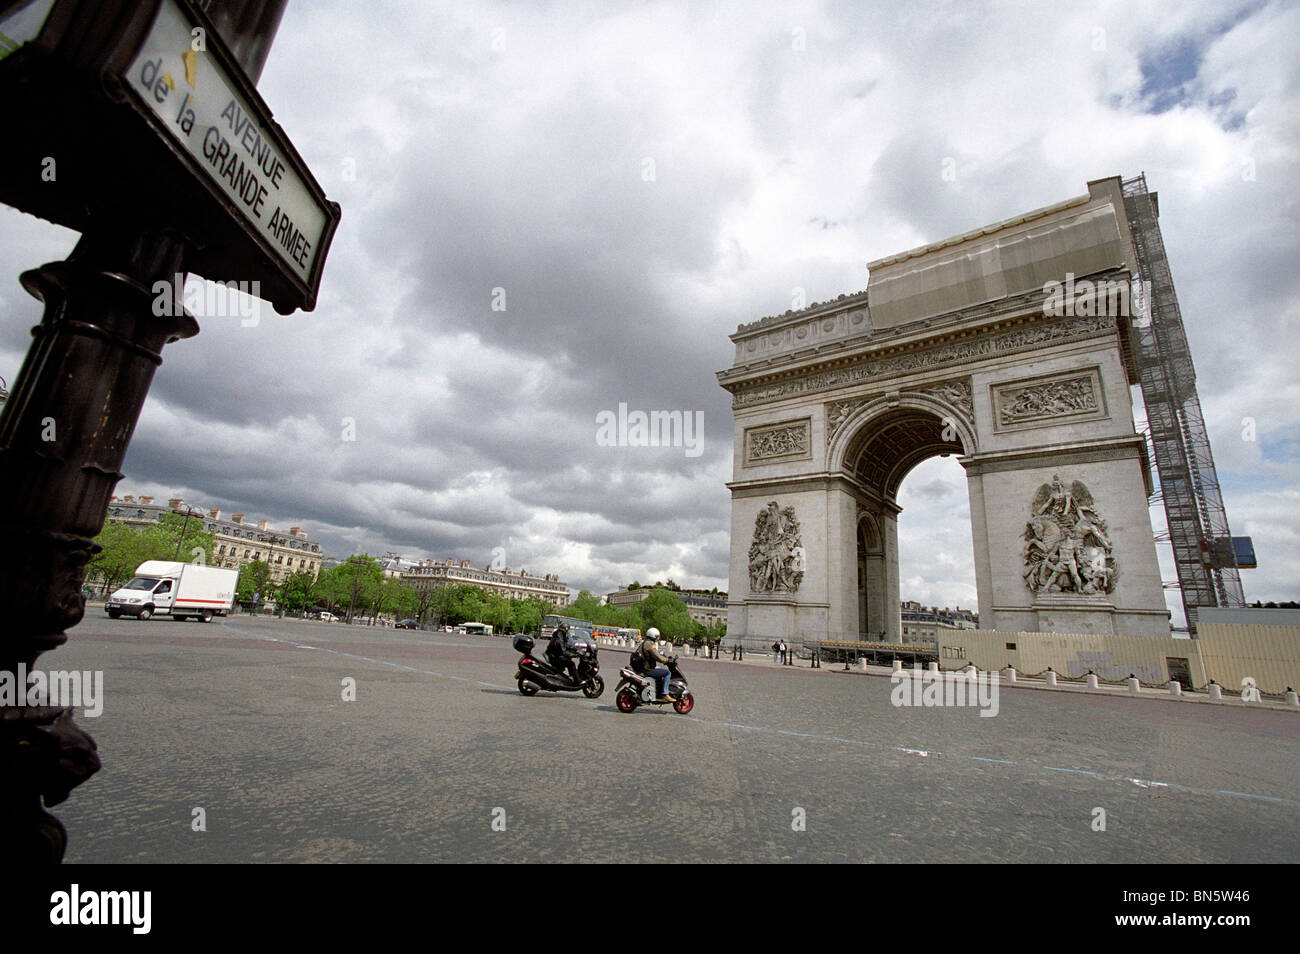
[0,0,338,862]
[171,505,203,561]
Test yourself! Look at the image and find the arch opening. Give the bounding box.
[840,407,974,642]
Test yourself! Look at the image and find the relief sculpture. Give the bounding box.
[748,423,809,460]
[748,501,805,593]
[999,376,1097,425]
[1022,475,1116,596]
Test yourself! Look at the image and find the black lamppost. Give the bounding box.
[172,505,204,561]
[0,0,337,863]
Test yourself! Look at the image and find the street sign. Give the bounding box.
[123,0,329,290]
[0,0,340,314]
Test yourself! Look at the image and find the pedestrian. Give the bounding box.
[772,640,780,663]
[779,640,788,664]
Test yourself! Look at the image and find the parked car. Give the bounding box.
[318,611,339,622]
[395,618,419,629]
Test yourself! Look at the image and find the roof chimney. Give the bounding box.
[169,497,183,510]
[232,514,244,524]
[258,519,269,531]
[210,508,221,519]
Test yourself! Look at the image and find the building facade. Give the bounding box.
[899,601,979,644]
[401,559,570,606]
[107,494,323,583]
[607,586,730,628]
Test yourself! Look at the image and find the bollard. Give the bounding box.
[892,659,904,675]
[1086,671,1099,690]
[1045,668,1057,687]
[927,662,939,674]
[811,651,820,669]
[1004,666,1017,683]
[858,658,868,671]
[1207,681,1222,701]
[1286,688,1298,708]
[1169,681,1182,697]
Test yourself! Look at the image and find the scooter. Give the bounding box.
[514,633,604,699]
[614,655,694,714]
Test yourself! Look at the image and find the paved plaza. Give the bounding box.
[45,613,1300,863]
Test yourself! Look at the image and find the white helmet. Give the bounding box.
[646,627,661,641]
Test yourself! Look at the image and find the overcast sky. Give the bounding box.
[1,0,1296,627]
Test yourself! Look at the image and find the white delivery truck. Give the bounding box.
[105,561,238,622]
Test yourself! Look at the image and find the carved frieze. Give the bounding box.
[1022,475,1117,596]
[748,501,805,593]
[993,368,1106,431]
[824,379,973,447]
[732,313,1116,409]
[745,419,811,463]
[920,379,973,418]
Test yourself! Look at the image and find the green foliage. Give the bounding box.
[509,599,546,634]
[639,587,694,640]
[380,577,418,618]
[315,555,385,621]
[86,514,215,595]
[157,512,215,565]
[276,569,318,614]
[237,560,273,605]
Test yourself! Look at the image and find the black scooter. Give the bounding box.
[514,633,604,699]
[615,655,694,714]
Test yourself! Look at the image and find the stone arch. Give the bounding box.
[721,177,1174,648]
[827,391,977,480]
[828,396,975,643]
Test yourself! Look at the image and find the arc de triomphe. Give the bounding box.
[718,177,1171,645]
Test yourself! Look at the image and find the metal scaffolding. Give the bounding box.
[1122,173,1245,634]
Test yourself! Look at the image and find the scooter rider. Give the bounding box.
[547,623,572,676]
[637,627,675,700]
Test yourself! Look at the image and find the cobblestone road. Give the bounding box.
[45,614,1300,863]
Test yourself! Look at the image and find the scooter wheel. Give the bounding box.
[582,675,605,699]
[517,676,539,696]
[673,692,695,714]
[616,687,638,712]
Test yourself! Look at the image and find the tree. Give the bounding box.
[380,578,417,620]
[509,598,545,635]
[86,521,157,595]
[448,584,487,625]
[569,590,602,622]
[276,570,317,616]
[85,513,216,596]
[324,555,384,622]
[157,512,215,565]
[633,586,694,642]
[237,560,273,610]
[484,592,512,634]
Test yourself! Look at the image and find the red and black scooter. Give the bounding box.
[614,655,695,714]
[514,632,604,699]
